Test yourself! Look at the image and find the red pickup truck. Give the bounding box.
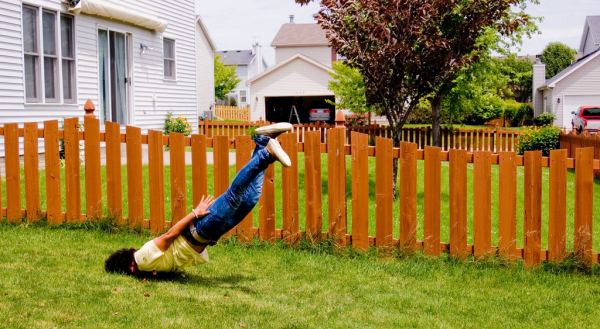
[572,106,600,134]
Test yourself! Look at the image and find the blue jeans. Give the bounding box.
[194,135,272,242]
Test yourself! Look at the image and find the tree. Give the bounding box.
[500,54,534,103]
[326,61,373,115]
[214,54,241,101]
[297,0,536,190]
[541,42,577,79]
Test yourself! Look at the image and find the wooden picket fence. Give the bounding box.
[200,120,522,152]
[3,116,598,267]
[560,130,600,178]
[214,105,250,122]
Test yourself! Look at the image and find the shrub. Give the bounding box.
[504,102,533,127]
[533,113,555,127]
[164,111,193,150]
[462,96,504,125]
[247,125,258,140]
[229,97,237,106]
[517,125,561,157]
[345,113,370,126]
[406,101,431,124]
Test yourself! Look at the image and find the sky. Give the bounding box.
[196,0,600,66]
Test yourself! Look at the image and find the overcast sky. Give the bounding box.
[196,0,600,66]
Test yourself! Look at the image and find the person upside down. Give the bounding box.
[104,123,293,277]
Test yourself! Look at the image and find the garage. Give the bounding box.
[563,94,600,128]
[265,96,335,124]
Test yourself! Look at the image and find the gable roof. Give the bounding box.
[271,23,329,47]
[580,16,600,52]
[216,50,255,65]
[196,15,217,51]
[246,54,333,85]
[539,48,600,89]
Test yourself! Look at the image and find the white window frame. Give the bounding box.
[21,4,77,105]
[60,14,76,104]
[240,89,247,104]
[163,37,176,80]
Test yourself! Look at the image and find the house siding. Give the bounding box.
[552,54,600,128]
[583,27,599,56]
[0,0,199,154]
[275,46,332,67]
[248,57,333,121]
[196,22,215,119]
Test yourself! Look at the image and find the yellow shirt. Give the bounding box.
[134,236,209,272]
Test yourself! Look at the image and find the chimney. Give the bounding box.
[289,15,294,23]
[532,57,546,116]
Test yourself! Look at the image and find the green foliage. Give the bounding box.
[229,97,237,107]
[461,95,505,125]
[327,61,373,114]
[503,101,534,127]
[517,125,561,156]
[541,42,577,79]
[406,100,432,124]
[345,113,370,126]
[214,54,241,100]
[164,111,193,151]
[246,125,257,140]
[500,54,534,103]
[533,113,555,127]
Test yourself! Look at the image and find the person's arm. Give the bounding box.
[154,195,214,252]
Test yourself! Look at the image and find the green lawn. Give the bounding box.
[1,223,600,327]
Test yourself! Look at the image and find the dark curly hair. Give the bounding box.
[105,248,137,276]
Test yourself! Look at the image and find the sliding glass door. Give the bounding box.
[98,29,129,125]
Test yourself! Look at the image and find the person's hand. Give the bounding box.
[193,195,214,218]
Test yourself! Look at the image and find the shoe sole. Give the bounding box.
[255,123,293,136]
[268,140,291,167]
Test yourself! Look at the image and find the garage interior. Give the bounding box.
[265,96,335,124]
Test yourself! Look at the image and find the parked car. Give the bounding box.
[572,106,600,134]
[308,100,332,122]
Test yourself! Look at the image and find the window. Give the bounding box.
[163,38,175,79]
[240,90,247,103]
[42,10,58,103]
[23,6,39,102]
[61,14,75,103]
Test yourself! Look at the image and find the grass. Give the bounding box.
[2,222,600,327]
[4,152,600,252]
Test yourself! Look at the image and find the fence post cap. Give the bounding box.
[335,110,345,128]
[84,99,95,118]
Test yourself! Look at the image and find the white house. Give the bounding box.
[246,16,337,123]
[533,15,600,129]
[216,43,268,108]
[0,0,216,153]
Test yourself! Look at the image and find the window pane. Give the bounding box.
[44,57,56,99]
[60,15,73,58]
[62,59,73,100]
[164,39,174,59]
[43,11,56,55]
[164,59,174,78]
[22,7,37,53]
[98,30,109,122]
[24,55,38,99]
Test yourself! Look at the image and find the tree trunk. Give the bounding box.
[431,95,442,147]
[391,123,402,200]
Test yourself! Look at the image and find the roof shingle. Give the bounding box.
[216,50,254,65]
[271,23,329,47]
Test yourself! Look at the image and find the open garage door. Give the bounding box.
[563,94,600,129]
[265,96,335,124]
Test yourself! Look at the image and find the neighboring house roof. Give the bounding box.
[196,15,217,51]
[580,16,600,52]
[217,50,255,65]
[271,23,329,47]
[246,54,333,85]
[539,48,600,89]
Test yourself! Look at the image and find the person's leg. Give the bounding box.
[193,136,270,242]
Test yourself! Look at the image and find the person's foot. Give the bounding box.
[255,123,293,139]
[266,139,291,167]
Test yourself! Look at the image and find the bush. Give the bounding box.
[247,125,258,140]
[345,113,370,126]
[406,101,431,124]
[164,111,193,150]
[517,125,561,157]
[229,97,237,106]
[462,96,504,125]
[504,102,533,127]
[533,113,555,127]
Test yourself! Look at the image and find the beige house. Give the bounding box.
[247,17,337,123]
[533,16,600,129]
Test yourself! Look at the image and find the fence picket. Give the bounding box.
[235,135,254,242]
[449,149,468,258]
[214,135,232,237]
[126,125,144,228]
[44,120,61,224]
[105,121,123,222]
[424,146,441,256]
[376,136,393,250]
[84,117,102,218]
[575,147,594,264]
[281,133,300,244]
[64,118,81,222]
[400,142,418,249]
[169,132,187,225]
[304,131,323,241]
[5,123,21,223]
[259,163,276,243]
[351,132,369,251]
[328,129,347,244]
[524,151,542,266]
[498,152,517,259]
[191,135,208,205]
[24,122,41,222]
[473,151,492,257]
[548,149,567,261]
[148,130,166,234]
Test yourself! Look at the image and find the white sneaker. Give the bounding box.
[266,139,291,167]
[255,123,293,138]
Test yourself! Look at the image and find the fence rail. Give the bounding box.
[214,105,250,122]
[3,114,599,267]
[560,130,600,177]
[200,120,523,152]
